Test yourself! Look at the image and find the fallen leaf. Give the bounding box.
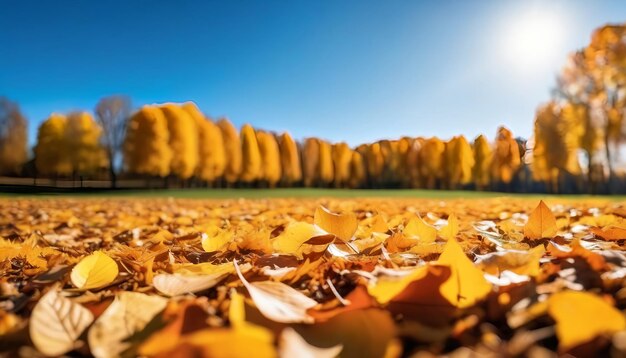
[524,201,557,240]
[88,291,167,358]
[404,215,437,243]
[548,290,626,352]
[70,251,119,290]
[314,206,358,241]
[235,260,317,323]
[439,214,459,240]
[272,221,329,257]
[30,288,94,356]
[279,327,343,358]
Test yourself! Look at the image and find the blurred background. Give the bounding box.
[0,0,625,193]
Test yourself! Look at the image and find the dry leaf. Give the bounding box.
[548,291,626,352]
[439,214,459,240]
[314,206,358,241]
[30,288,94,356]
[88,291,167,358]
[404,216,437,243]
[524,201,557,240]
[279,327,343,358]
[70,251,119,290]
[235,260,317,323]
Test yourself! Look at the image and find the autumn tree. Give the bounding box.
[65,112,107,177]
[35,114,72,176]
[365,143,385,188]
[490,127,521,187]
[302,138,320,187]
[279,132,302,186]
[318,139,334,187]
[417,137,445,189]
[406,138,423,188]
[0,97,28,175]
[349,150,366,188]
[182,102,225,184]
[160,104,198,180]
[256,130,281,187]
[531,102,582,193]
[472,134,492,190]
[445,135,474,189]
[239,124,262,184]
[95,95,131,187]
[332,142,352,188]
[124,106,172,177]
[217,118,242,186]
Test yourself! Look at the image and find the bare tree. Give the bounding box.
[0,97,28,175]
[95,95,132,188]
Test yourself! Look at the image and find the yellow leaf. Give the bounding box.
[30,289,94,356]
[272,221,328,257]
[548,291,626,352]
[201,227,233,252]
[403,216,437,243]
[590,226,626,241]
[523,201,557,240]
[88,292,167,358]
[70,251,118,290]
[368,266,431,304]
[153,262,235,297]
[437,237,491,308]
[314,206,358,241]
[279,327,343,358]
[439,214,459,240]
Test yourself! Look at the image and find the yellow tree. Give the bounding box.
[124,105,172,177]
[182,102,226,184]
[365,142,385,188]
[406,138,423,188]
[349,150,366,188]
[35,114,72,176]
[490,127,521,185]
[532,102,582,192]
[472,134,492,190]
[279,132,302,186]
[332,142,352,188]
[160,104,198,180]
[302,138,320,187]
[0,98,28,175]
[65,112,107,176]
[256,130,281,187]
[417,137,445,189]
[445,135,474,189]
[217,118,242,185]
[239,124,262,184]
[318,139,334,186]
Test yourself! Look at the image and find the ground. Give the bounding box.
[0,190,625,357]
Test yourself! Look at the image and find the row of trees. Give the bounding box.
[0,23,625,193]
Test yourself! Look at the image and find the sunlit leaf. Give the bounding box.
[523,201,557,240]
[314,205,358,241]
[70,251,118,290]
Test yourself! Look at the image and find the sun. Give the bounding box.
[500,8,565,72]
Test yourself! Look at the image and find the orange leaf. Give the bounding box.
[523,201,557,240]
[314,206,358,241]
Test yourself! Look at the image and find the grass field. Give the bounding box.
[1,187,625,200]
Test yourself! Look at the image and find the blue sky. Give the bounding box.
[1,0,625,147]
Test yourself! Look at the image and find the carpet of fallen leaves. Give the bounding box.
[1,196,626,357]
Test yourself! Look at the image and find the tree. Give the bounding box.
[406,138,423,188]
[217,118,242,185]
[182,102,225,184]
[95,95,131,187]
[445,135,474,189]
[279,132,302,186]
[318,139,334,186]
[160,104,198,180]
[256,130,281,187]
[65,112,107,178]
[124,106,172,177]
[349,150,366,189]
[302,138,320,187]
[332,142,352,188]
[417,137,445,189]
[365,143,384,188]
[239,124,262,184]
[531,102,582,193]
[35,114,71,176]
[490,127,521,186]
[472,135,492,190]
[0,97,28,175]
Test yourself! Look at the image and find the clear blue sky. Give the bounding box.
[1,0,625,147]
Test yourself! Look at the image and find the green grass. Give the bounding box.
[2,188,624,201]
